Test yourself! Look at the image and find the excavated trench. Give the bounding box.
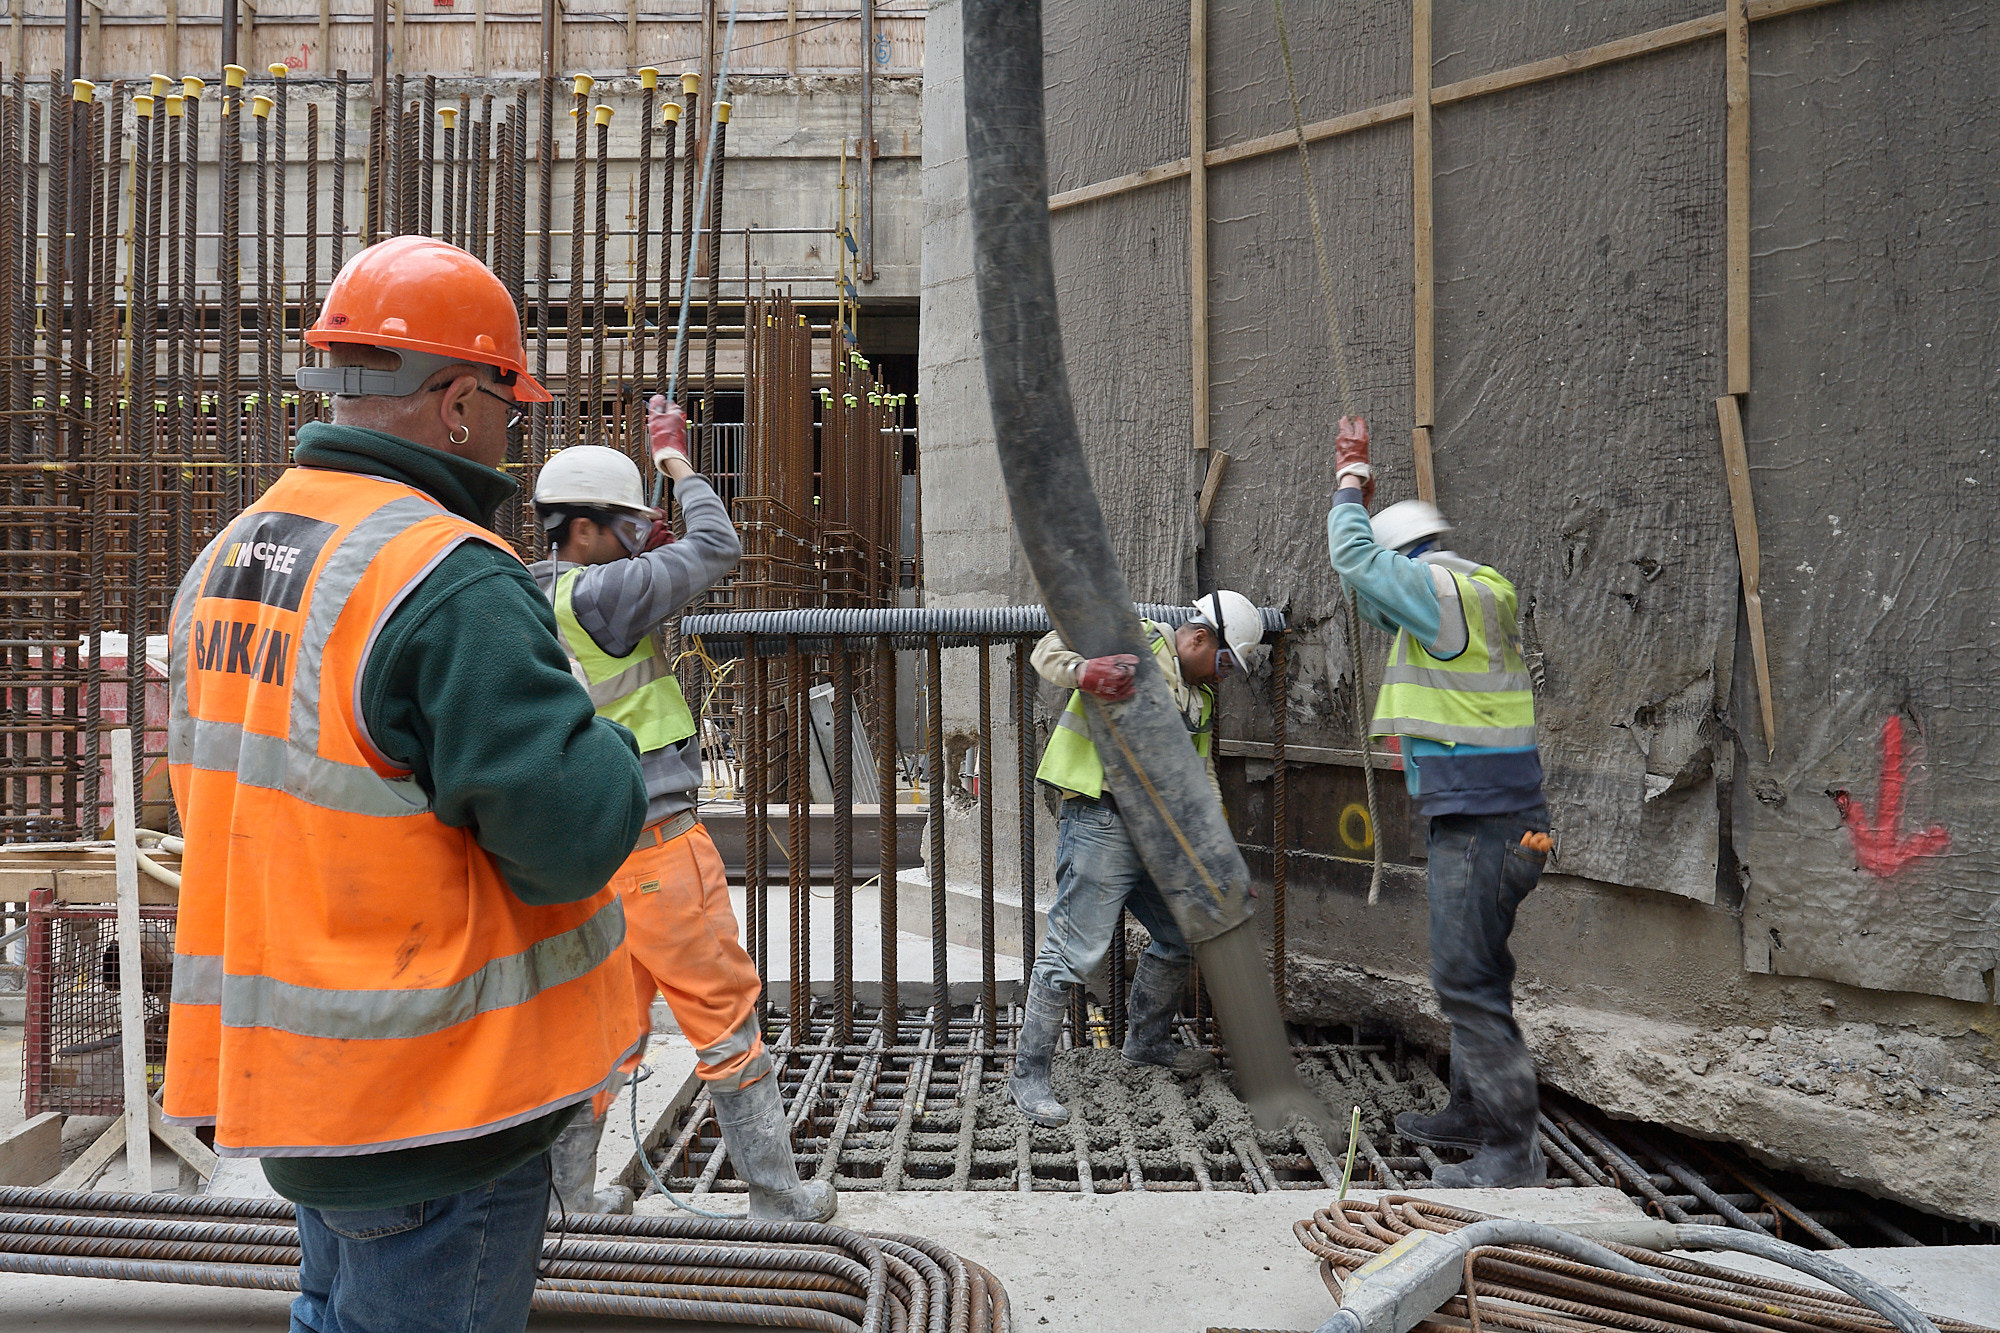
[645,1002,1999,1249]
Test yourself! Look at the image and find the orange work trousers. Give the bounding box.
[610,821,765,1085]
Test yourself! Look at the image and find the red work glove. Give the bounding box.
[641,519,676,552]
[1075,654,1140,702]
[647,394,690,473]
[1335,414,1374,507]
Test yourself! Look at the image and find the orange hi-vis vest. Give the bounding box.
[164,466,642,1157]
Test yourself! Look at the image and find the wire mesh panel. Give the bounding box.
[21,888,176,1116]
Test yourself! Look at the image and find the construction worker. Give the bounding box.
[165,237,649,1333]
[1009,591,1266,1127]
[1326,415,1549,1188]
[529,413,835,1223]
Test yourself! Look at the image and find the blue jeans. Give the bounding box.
[290,1153,551,1333]
[1030,799,1191,991]
[1426,805,1549,1129]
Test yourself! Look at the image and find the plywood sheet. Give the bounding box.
[1429,44,1735,901]
[1732,1,1999,1000]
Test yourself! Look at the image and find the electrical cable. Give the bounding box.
[1271,0,1385,905]
[627,1063,745,1219]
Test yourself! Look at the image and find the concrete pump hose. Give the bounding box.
[1664,1224,1940,1333]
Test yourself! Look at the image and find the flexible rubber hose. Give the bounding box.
[1665,1224,1939,1333]
[959,0,1250,947]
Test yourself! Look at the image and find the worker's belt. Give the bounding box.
[1064,791,1119,818]
[634,808,700,852]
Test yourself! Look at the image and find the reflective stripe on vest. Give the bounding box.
[1370,564,1538,748]
[553,567,697,753]
[164,468,642,1156]
[1035,625,1213,800]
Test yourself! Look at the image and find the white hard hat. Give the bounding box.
[1371,499,1451,553]
[1189,589,1264,664]
[532,445,660,522]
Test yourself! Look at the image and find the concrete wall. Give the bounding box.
[918,0,2000,1222]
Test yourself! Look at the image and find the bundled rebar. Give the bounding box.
[1295,1195,1992,1333]
[0,1187,1012,1333]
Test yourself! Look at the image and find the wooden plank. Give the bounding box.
[1047,156,1190,214]
[1725,0,1750,395]
[1431,13,1725,108]
[0,1112,63,1187]
[474,0,486,75]
[111,730,153,1192]
[1716,395,1775,755]
[786,0,796,75]
[1188,0,1208,452]
[318,0,330,72]
[1411,425,1436,505]
[1204,95,1414,171]
[166,0,179,81]
[49,1119,124,1192]
[1196,450,1229,527]
[1411,0,1434,431]
[150,1098,217,1181]
[1218,738,1402,769]
[625,0,637,72]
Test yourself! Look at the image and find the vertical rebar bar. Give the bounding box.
[1270,633,1287,1009]
[746,647,768,1015]
[876,635,898,1041]
[218,75,241,515]
[178,83,198,588]
[634,73,655,390]
[566,80,585,449]
[269,73,288,458]
[787,636,809,1041]
[926,635,945,1019]
[330,73,347,274]
[1015,644,1035,995]
[590,105,610,450]
[83,86,111,837]
[533,76,554,499]
[673,75,698,412]
[303,101,319,423]
[700,107,725,472]
[251,96,270,473]
[362,99,381,248]
[977,641,995,1046]
[419,75,435,238]
[438,109,455,253]
[832,648,854,1045]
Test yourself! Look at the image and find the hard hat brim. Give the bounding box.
[304,327,554,402]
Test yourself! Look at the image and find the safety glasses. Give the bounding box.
[428,377,526,430]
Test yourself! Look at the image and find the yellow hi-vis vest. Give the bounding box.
[1036,623,1214,800]
[1369,561,1537,748]
[553,567,697,754]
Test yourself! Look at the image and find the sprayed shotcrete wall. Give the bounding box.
[918,0,1998,1221]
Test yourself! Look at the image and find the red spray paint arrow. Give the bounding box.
[1832,715,1950,877]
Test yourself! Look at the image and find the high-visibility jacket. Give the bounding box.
[1369,559,1537,748]
[1036,623,1214,801]
[552,567,697,754]
[164,467,641,1157]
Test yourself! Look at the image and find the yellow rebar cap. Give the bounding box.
[151,74,172,97]
[181,76,206,99]
[439,107,458,129]
[71,79,95,103]
[223,65,248,88]
[134,95,155,118]
[251,94,274,119]
[572,73,595,97]
[681,72,699,94]
[662,102,682,125]
[593,104,613,127]
[269,63,289,79]
[714,101,731,124]
[639,67,659,89]
[165,94,185,117]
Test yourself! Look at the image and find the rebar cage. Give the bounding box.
[21,887,177,1117]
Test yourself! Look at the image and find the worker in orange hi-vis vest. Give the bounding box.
[166,236,650,1333]
[527,409,835,1224]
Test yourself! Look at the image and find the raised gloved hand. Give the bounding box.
[640,519,676,552]
[1075,654,1140,702]
[647,394,691,474]
[1335,414,1373,507]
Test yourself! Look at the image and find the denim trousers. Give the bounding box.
[1029,799,1191,992]
[290,1152,552,1333]
[1426,804,1550,1130]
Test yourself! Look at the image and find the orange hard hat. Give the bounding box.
[305,236,553,401]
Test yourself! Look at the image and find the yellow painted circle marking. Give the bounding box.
[1339,803,1373,851]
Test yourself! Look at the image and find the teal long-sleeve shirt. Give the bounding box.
[259,422,648,1210]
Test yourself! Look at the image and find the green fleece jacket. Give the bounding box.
[259,422,648,1210]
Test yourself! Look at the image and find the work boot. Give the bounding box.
[548,1108,633,1216]
[1008,978,1072,1127]
[709,1072,837,1222]
[1396,1049,1487,1150]
[1430,1041,1545,1189]
[1120,955,1216,1077]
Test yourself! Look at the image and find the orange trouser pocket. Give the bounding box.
[613,822,764,1082]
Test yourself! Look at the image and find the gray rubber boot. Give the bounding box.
[1007,978,1072,1127]
[709,1074,837,1222]
[1119,955,1216,1077]
[1429,1042,1544,1188]
[548,1108,633,1216]
[1395,1044,1487,1150]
